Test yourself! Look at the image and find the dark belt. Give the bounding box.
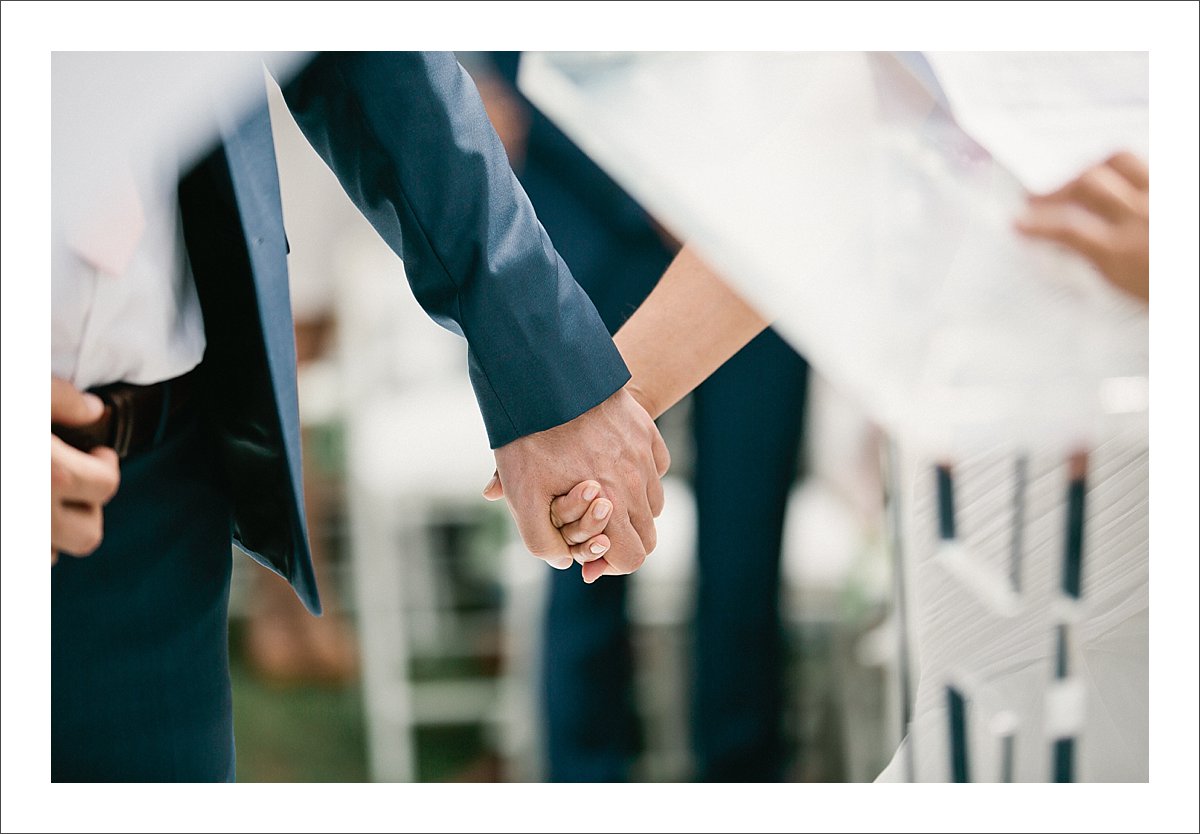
[52,369,199,459]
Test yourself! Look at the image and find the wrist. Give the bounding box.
[613,333,661,420]
[624,380,660,421]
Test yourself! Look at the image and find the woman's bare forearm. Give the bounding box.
[615,245,769,419]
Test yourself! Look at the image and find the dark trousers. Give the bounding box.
[543,329,808,781]
[51,413,236,781]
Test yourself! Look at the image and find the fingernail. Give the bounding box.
[549,556,573,570]
[590,541,607,555]
[483,473,498,493]
[593,500,611,520]
[582,483,600,501]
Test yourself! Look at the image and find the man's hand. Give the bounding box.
[484,386,670,582]
[1016,151,1149,303]
[51,377,120,564]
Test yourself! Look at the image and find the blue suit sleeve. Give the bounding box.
[277,51,630,448]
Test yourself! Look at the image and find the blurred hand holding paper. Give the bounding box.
[519,52,1148,457]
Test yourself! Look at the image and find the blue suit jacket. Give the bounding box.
[180,52,628,614]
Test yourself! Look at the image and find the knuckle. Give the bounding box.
[67,516,103,557]
[627,550,647,572]
[99,469,121,502]
[1108,150,1135,168]
[1078,169,1108,194]
[80,527,103,556]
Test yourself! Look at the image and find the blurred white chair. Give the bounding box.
[345,380,498,782]
[334,227,502,782]
[782,480,874,622]
[780,371,896,781]
[495,538,548,782]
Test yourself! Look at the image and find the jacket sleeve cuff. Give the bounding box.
[463,265,631,449]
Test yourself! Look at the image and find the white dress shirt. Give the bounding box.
[50,52,310,391]
[51,174,205,390]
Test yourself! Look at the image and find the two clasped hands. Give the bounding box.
[483,385,670,584]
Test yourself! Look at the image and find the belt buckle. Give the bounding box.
[100,388,136,459]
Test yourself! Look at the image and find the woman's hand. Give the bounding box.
[1016,151,1149,303]
[484,474,625,584]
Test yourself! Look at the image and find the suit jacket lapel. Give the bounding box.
[179,97,320,613]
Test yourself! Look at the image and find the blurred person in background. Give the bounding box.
[469,52,810,782]
[51,52,668,781]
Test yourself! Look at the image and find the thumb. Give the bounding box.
[51,377,104,426]
[482,470,505,501]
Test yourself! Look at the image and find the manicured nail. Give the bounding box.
[549,556,573,570]
[590,541,607,555]
[593,500,611,520]
[582,483,600,501]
